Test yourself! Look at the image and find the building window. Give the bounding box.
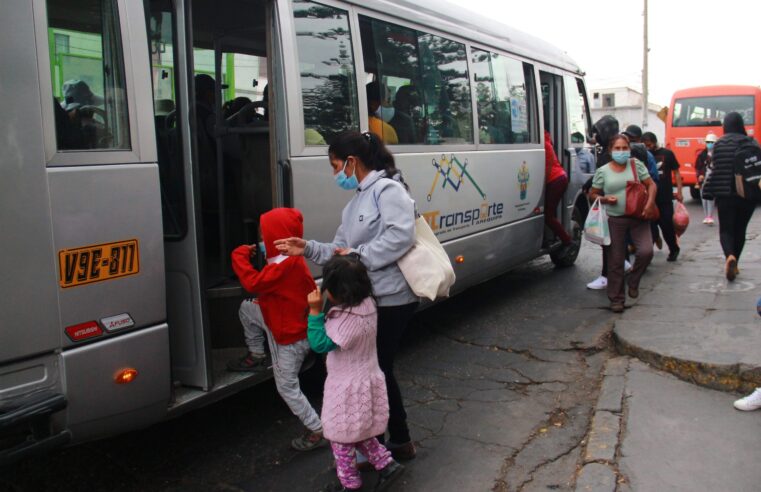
[602,93,615,108]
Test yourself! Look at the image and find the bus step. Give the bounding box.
[0,391,70,466]
[206,279,245,299]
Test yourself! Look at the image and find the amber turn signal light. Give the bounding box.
[455,255,465,264]
[115,368,138,384]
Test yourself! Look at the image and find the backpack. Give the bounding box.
[733,138,761,202]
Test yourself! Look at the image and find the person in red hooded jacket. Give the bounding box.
[228,208,326,452]
[544,130,572,250]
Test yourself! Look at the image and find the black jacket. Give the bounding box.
[703,133,755,198]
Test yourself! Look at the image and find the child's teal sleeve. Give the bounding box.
[308,314,337,353]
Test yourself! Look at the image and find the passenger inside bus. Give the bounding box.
[390,85,422,144]
[367,81,399,144]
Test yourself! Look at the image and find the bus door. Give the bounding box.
[147,0,211,390]
[539,71,571,234]
[148,0,281,396]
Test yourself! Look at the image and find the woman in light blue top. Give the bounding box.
[275,131,418,459]
[589,134,657,313]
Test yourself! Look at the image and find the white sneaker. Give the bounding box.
[702,217,709,224]
[624,260,632,273]
[587,276,608,290]
[734,388,761,411]
[706,216,715,225]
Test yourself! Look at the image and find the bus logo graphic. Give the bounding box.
[427,154,487,202]
[517,162,530,200]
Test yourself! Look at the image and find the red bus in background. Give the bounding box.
[665,85,761,199]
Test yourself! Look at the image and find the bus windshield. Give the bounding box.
[672,95,755,127]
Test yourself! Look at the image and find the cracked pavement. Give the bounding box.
[5,232,618,492]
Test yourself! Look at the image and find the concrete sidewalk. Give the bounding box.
[576,210,761,492]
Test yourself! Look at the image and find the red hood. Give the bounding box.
[260,208,304,259]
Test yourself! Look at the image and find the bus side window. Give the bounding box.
[564,75,590,145]
[46,0,130,151]
[471,49,532,144]
[146,3,186,239]
[293,0,360,145]
[359,15,473,145]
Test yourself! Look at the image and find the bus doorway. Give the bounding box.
[147,0,281,403]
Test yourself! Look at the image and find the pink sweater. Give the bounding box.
[321,297,389,444]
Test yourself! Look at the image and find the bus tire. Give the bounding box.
[550,206,583,267]
[689,186,701,201]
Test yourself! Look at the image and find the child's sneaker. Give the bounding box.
[376,460,405,491]
[291,429,328,451]
[733,388,761,411]
[706,216,714,225]
[226,352,270,372]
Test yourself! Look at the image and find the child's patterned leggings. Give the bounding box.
[331,438,393,489]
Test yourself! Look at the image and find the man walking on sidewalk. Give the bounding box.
[643,132,683,261]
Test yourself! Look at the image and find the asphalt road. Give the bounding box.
[4,201,710,492]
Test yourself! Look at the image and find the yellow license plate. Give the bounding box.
[58,239,140,288]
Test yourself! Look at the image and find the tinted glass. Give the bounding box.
[146,3,186,238]
[472,49,533,144]
[360,16,473,145]
[47,0,130,150]
[565,76,589,145]
[673,95,755,127]
[293,1,359,145]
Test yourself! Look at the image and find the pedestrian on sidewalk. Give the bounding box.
[229,208,327,452]
[695,132,717,225]
[543,130,573,254]
[589,134,657,313]
[702,112,758,281]
[643,132,683,261]
[306,255,404,491]
[585,116,631,290]
[275,131,419,461]
[733,297,761,411]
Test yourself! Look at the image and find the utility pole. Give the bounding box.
[642,0,648,129]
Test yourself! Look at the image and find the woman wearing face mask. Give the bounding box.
[589,134,657,313]
[275,131,419,461]
[695,132,717,224]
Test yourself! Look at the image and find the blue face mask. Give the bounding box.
[258,241,266,256]
[335,160,359,190]
[706,142,715,150]
[611,150,630,164]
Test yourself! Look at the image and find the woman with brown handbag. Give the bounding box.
[589,134,658,313]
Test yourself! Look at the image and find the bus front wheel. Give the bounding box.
[550,206,583,267]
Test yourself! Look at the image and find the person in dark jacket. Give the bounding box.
[702,112,758,281]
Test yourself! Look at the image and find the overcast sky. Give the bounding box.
[445,0,761,107]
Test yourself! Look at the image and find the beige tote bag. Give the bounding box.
[397,216,456,301]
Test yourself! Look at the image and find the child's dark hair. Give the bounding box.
[321,253,373,307]
[328,131,407,189]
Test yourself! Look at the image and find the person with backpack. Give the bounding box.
[703,112,759,281]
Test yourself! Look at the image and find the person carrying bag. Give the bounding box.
[583,197,611,246]
[587,134,657,313]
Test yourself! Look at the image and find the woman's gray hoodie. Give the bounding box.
[305,170,418,306]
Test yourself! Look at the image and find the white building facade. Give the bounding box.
[590,87,665,142]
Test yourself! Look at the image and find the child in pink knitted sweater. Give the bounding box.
[307,254,404,491]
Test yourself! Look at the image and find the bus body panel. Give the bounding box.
[47,165,166,346]
[666,85,761,186]
[0,0,61,365]
[291,149,545,285]
[0,354,62,409]
[60,323,170,442]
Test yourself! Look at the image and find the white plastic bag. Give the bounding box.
[397,216,456,301]
[583,198,611,246]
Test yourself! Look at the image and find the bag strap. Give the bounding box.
[629,158,639,183]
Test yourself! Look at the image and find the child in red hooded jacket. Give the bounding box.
[229,208,326,451]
